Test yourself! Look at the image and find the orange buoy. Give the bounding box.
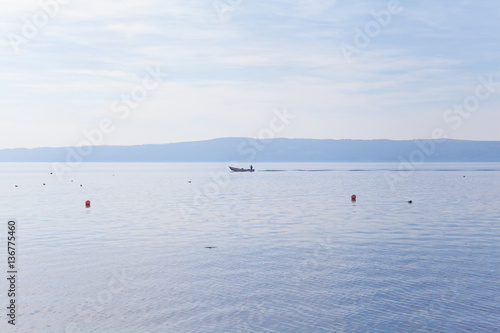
[351,194,356,201]
[85,200,91,208]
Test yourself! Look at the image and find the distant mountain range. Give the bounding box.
[0,138,499,162]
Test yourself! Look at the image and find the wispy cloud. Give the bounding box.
[0,0,499,148]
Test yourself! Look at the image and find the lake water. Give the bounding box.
[1,162,499,332]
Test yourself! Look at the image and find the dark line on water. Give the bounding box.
[258,168,500,172]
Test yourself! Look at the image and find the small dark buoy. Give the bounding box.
[205,246,217,249]
[463,176,465,178]
[43,183,46,186]
[408,200,413,204]
[80,184,83,187]
[85,200,91,208]
[15,185,18,188]
[71,180,73,182]
[351,194,356,201]
[50,172,53,175]
[188,181,191,183]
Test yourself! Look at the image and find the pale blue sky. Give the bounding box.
[1,0,499,148]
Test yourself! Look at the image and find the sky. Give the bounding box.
[0,0,499,149]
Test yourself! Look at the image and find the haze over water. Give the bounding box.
[1,162,499,332]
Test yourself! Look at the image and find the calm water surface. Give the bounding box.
[0,163,499,332]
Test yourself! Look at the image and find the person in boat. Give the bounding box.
[250,165,253,171]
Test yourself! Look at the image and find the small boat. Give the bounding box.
[229,166,255,172]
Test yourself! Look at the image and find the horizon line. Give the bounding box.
[2,137,500,150]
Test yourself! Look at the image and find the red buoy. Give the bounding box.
[351,194,356,201]
[85,200,91,208]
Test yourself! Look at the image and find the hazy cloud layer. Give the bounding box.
[1,0,499,148]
